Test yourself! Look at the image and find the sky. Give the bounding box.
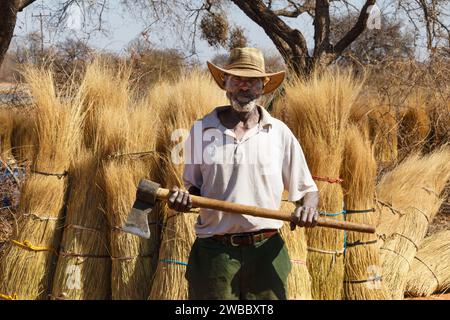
[11,0,436,63]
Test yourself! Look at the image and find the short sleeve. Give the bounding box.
[282,130,318,202]
[182,124,203,190]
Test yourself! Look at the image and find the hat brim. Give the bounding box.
[207,61,285,95]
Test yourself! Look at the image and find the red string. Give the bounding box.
[312,175,343,184]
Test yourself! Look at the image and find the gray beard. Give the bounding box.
[230,98,258,113]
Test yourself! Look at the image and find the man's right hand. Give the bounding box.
[168,186,193,212]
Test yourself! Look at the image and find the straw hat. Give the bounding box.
[207,47,285,94]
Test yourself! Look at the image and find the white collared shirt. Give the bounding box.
[183,105,318,237]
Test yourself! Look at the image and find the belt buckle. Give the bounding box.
[230,234,240,247]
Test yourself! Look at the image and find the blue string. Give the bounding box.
[319,210,346,217]
[159,259,188,266]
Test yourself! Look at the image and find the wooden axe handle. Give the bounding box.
[156,188,375,234]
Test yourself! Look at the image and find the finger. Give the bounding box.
[182,191,189,210]
[290,221,296,231]
[175,191,185,212]
[311,210,319,227]
[305,208,315,228]
[299,208,308,227]
[291,207,302,225]
[187,194,193,210]
[168,190,179,206]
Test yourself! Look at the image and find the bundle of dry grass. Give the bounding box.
[405,230,450,297]
[367,104,398,165]
[78,59,132,155]
[0,67,84,300]
[273,69,363,300]
[398,94,430,160]
[148,70,226,300]
[148,161,197,300]
[51,149,111,300]
[10,107,37,163]
[103,158,158,300]
[107,99,161,300]
[80,63,161,299]
[426,101,450,149]
[0,108,13,159]
[348,100,372,140]
[279,194,312,300]
[341,126,389,300]
[378,148,450,299]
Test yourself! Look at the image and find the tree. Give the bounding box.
[202,0,380,74]
[0,0,37,67]
[397,0,450,53]
[330,13,416,64]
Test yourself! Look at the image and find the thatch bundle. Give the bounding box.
[103,158,158,300]
[426,101,450,148]
[0,68,84,300]
[148,204,197,300]
[148,70,226,300]
[273,69,363,299]
[104,100,161,301]
[279,195,312,300]
[341,126,389,300]
[348,101,372,140]
[378,148,450,299]
[10,107,37,163]
[0,108,13,159]
[398,100,430,159]
[79,60,131,153]
[51,149,111,300]
[367,105,398,165]
[79,62,161,299]
[405,230,450,297]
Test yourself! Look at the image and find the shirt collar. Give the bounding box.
[202,105,274,130]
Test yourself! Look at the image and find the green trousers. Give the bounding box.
[185,233,291,300]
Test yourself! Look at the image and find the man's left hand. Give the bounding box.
[290,206,319,230]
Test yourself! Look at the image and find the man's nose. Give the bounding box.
[239,82,250,90]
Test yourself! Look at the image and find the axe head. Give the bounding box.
[122,179,161,239]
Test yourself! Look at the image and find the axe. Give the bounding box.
[123,179,376,239]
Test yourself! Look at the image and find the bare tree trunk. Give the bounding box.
[0,0,36,68]
[230,0,313,75]
[230,0,376,76]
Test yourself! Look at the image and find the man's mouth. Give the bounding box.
[235,93,255,103]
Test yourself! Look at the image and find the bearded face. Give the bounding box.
[224,75,265,113]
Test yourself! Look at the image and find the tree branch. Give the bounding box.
[314,0,332,59]
[17,0,36,11]
[273,1,314,17]
[334,0,376,56]
[230,0,311,71]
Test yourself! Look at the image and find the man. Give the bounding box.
[168,47,319,300]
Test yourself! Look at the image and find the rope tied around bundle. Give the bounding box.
[307,247,345,263]
[389,232,419,250]
[159,259,188,266]
[312,175,343,184]
[107,150,159,160]
[413,255,441,288]
[0,293,18,300]
[112,254,154,261]
[22,212,63,221]
[10,239,56,254]
[380,247,411,268]
[290,258,307,266]
[345,239,378,248]
[31,169,68,179]
[344,275,383,284]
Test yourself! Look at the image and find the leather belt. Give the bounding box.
[211,229,279,246]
